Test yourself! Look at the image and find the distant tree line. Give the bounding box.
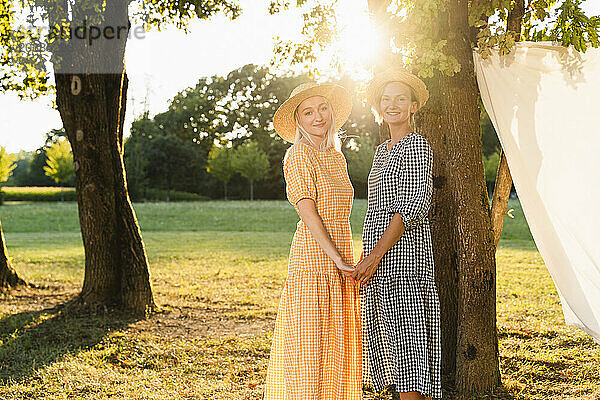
[1,134,74,203]
[122,63,500,200]
[5,64,502,201]
[6,128,75,188]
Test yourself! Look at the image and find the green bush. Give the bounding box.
[2,187,77,202]
[142,189,209,202]
[2,187,208,202]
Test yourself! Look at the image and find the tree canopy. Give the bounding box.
[232,141,270,201]
[269,0,600,77]
[0,146,16,185]
[207,146,235,199]
[43,138,74,186]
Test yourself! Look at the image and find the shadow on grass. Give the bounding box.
[0,302,140,383]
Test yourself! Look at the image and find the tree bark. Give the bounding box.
[417,73,459,389]
[491,152,512,247]
[443,0,500,394]
[55,71,154,313]
[0,219,26,290]
[507,0,525,35]
[52,0,154,313]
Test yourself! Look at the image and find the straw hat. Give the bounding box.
[273,82,352,143]
[367,67,429,110]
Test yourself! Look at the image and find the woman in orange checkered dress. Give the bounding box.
[264,82,362,400]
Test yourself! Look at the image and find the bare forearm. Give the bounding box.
[297,199,344,265]
[369,213,405,262]
[353,213,405,283]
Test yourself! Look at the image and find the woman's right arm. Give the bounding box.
[353,137,434,284]
[296,198,354,275]
[352,213,405,283]
[284,147,354,276]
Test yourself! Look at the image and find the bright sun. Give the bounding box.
[312,2,383,84]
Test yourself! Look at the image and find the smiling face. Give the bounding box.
[378,81,418,126]
[296,95,333,141]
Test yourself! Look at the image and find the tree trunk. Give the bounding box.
[418,73,459,389]
[0,219,26,290]
[55,71,154,313]
[491,152,512,247]
[443,0,500,394]
[250,180,254,201]
[55,70,155,313]
[224,181,228,201]
[507,0,525,34]
[367,0,395,68]
[52,0,154,313]
[167,170,172,202]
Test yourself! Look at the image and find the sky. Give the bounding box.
[1,0,599,154]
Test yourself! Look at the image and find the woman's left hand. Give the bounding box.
[352,254,380,285]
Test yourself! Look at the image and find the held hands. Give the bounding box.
[334,253,380,285]
[351,252,380,285]
[335,259,355,278]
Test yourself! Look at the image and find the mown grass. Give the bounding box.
[0,199,368,233]
[0,198,598,399]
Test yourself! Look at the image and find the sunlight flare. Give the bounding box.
[312,2,383,83]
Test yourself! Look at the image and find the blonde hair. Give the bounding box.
[293,97,339,151]
[372,81,419,130]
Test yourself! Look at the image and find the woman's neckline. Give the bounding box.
[384,131,415,152]
[296,141,337,154]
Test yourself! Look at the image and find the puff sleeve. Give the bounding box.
[283,146,317,206]
[387,136,434,231]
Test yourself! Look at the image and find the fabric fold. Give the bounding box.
[473,41,600,343]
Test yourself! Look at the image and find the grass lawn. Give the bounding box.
[0,199,598,399]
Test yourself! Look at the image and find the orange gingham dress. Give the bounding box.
[264,143,362,400]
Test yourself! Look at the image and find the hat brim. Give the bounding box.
[273,84,352,143]
[367,69,429,111]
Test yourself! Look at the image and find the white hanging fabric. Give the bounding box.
[473,41,600,343]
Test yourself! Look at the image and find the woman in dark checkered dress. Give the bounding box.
[352,69,442,400]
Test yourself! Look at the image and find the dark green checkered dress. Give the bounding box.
[361,132,442,399]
